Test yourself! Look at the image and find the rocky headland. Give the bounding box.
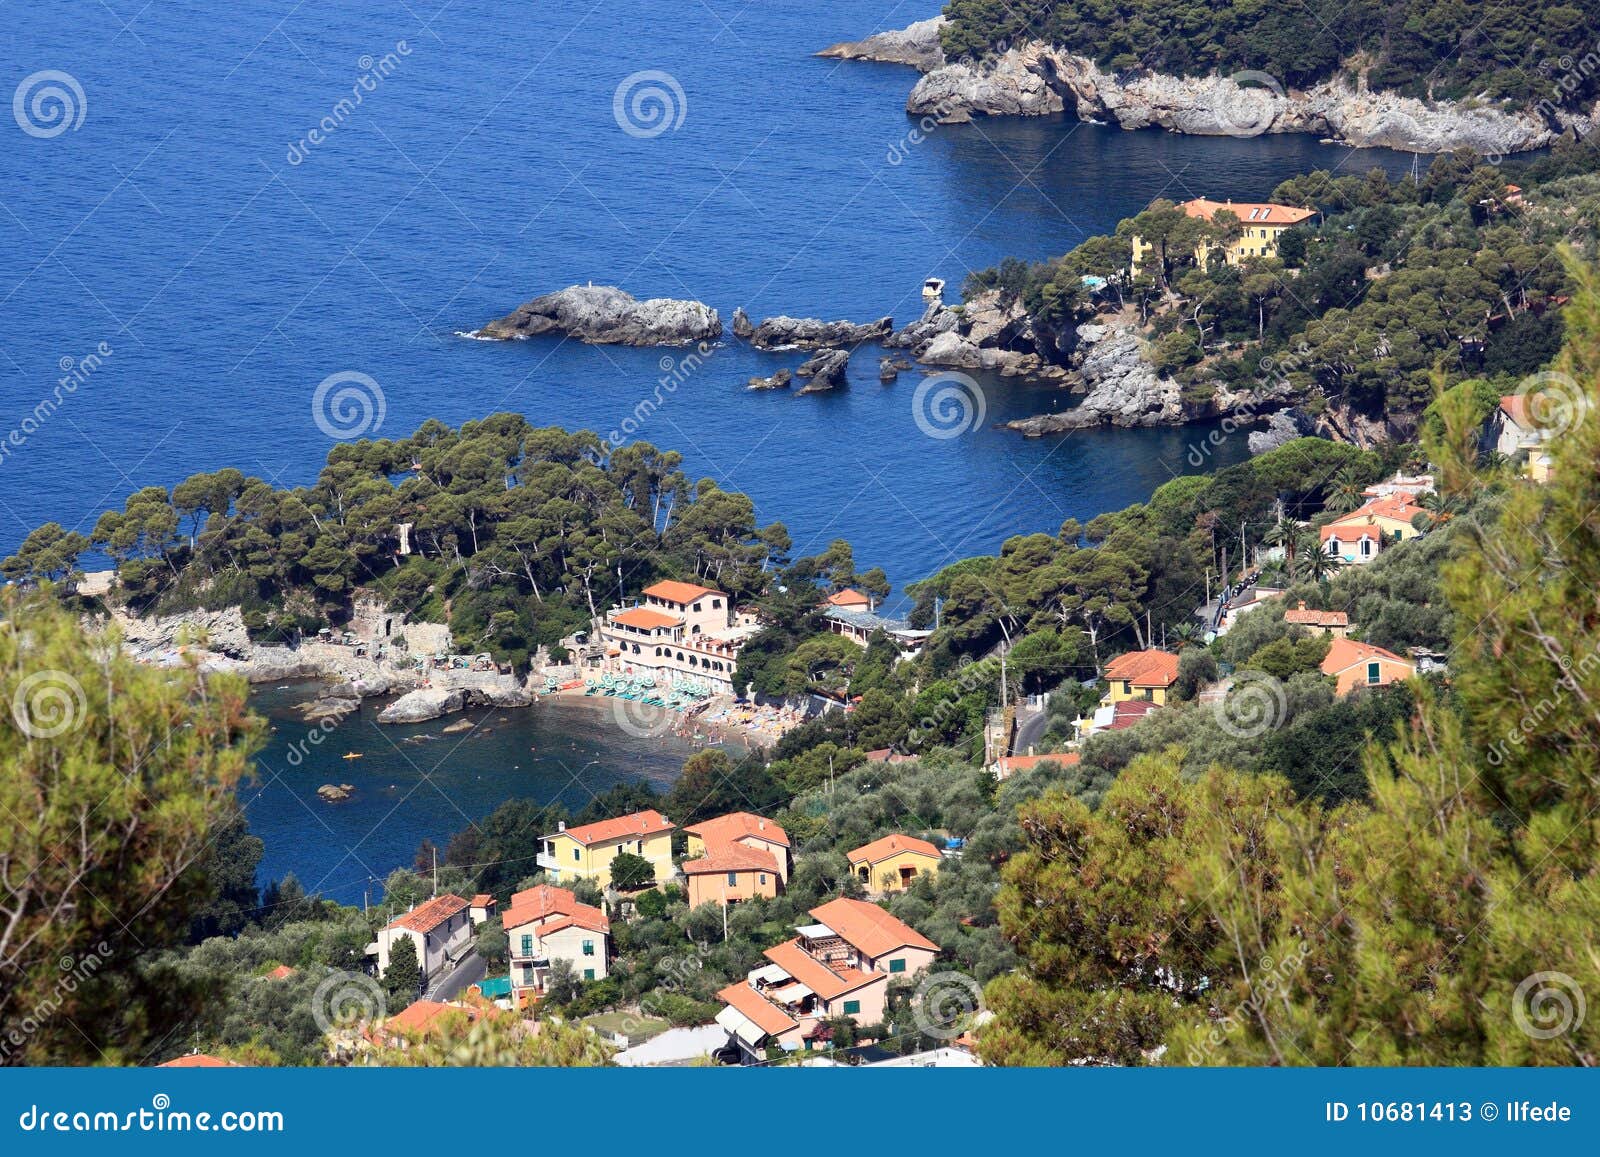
[477,285,721,346]
[830,18,1594,154]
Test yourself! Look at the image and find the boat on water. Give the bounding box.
[342,752,363,760]
[921,276,945,303]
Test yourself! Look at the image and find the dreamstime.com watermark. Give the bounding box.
[587,342,714,461]
[17,1095,283,1134]
[0,341,113,471]
[0,942,113,1062]
[912,371,987,439]
[912,970,985,1040]
[287,42,411,165]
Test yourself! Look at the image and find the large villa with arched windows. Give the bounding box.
[596,579,758,695]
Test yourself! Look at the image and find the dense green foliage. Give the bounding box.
[940,0,1600,105]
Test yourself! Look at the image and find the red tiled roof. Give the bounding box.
[994,752,1081,775]
[1500,393,1539,428]
[682,844,780,876]
[826,589,872,608]
[1182,198,1315,226]
[385,893,469,934]
[685,811,790,849]
[763,938,880,1000]
[501,884,609,935]
[470,894,494,908]
[1105,699,1161,731]
[864,747,918,764]
[158,1053,238,1068]
[383,999,492,1038]
[1284,601,1349,627]
[1102,649,1180,687]
[264,964,296,981]
[642,580,722,605]
[718,981,798,1037]
[847,833,943,865]
[611,607,681,630]
[1320,494,1429,539]
[555,809,674,847]
[808,896,937,957]
[1321,638,1414,676]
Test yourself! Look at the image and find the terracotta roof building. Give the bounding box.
[373,893,474,987]
[990,751,1081,781]
[846,834,944,894]
[1320,638,1417,696]
[1102,649,1180,707]
[1283,601,1350,635]
[502,883,612,1002]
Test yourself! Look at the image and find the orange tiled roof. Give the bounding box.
[685,811,790,849]
[994,752,1082,775]
[1321,638,1414,676]
[1499,393,1541,427]
[611,607,681,630]
[808,896,937,957]
[764,938,880,1000]
[642,580,722,605]
[1284,601,1349,627]
[1105,699,1161,731]
[683,844,780,876]
[555,809,674,846]
[501,883,610,935]
[718,981,799,1036]
[1102,649,1181,687]
[264,964,296,981]
[1182,197,1315,226]
[158,1053,238,1068]
[383,999,490,1037]
[826,589,872,608]
[847,833,943,865]
[470,893,494,908]
[385,893,469,934]
[1320,494,1428,539]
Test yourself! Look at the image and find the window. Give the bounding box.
[1367,661,1381,685]
[842,1000,861,1015]
[889,958,906,974]
[573,848,580,862]
[759,874,767,885]
[582,939,595,956]
[727,871,738,886]
[583,968,595,981]
[520,934,533,956]
[1360,539,1372,557]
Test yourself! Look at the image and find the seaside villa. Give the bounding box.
[536,809,676,889]
[1319,493,1431,565]
[1132,198,1316,273]
[714,897,938,1063]
[682,812,791,908]
[1494,393,1555,482]
[1101,649,1180,706]
[596,580,756,695]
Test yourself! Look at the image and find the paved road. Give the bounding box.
[427,951,486,1001]
[1013,704,1051,755]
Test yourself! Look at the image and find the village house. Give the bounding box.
[990,751,1082,782]
[374,998,499,1049]
[1132,198,1316,273]
[1320,638,1418,695]
[822,603,931,651]
[1215,585,1286,635]
[684,812,790,874]
[1077,696,1163,740]
[1320,493,1431,565]
[596,580,755,695]
[536,809,676,889]
[1101,649,1180,706]
[714,897,938,1063]
[846,833,944,894]
[501,883,611,1002]
[1283,601,1350,637]
[824,588,874,611]
[468,894,496,924]
[372,893,475,985]
[1362,470,1435,500]
[1493,393,1554,482]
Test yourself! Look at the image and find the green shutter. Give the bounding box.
[843,1000,861,1015]
[583,968,595,981]
[889,958,906,973]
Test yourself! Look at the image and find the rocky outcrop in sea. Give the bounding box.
[905,41,1594,153]
[735,312,894,350]
[892,293,1071,382]
[795,349,851,392]
[1006,322,1185,434]
[816,16,947,71]
[478,285,721,346]
[746,368,793,390]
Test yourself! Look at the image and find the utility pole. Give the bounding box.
[432,846,438,898]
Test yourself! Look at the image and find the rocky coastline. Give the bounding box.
[826,18,1594,154]
[476,284,721,346]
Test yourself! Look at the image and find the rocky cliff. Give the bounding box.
[897,37,1593,154]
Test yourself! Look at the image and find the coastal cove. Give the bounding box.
[3,0,1424,601]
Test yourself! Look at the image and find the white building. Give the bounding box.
[597,580,755,694]
[501,884,611,1004]
[372,894,475,985]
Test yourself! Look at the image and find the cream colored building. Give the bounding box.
[501,884,611,1002]
[1132,198,1315,273]
[597,580,754,694]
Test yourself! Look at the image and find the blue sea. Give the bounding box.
[2,0,1420,897]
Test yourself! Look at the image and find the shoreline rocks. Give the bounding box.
[795,349,850,393]
[905,41,1594,154]
[1006,322,1184,434]
[746,368,793,391]
[817,16,947,72]
[738,313,894,350]
[478,285,721,346]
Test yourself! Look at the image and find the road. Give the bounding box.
[427,950,486,1001]
[1013,703,1051,755]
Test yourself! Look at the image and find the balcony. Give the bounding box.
[535,850,562,873]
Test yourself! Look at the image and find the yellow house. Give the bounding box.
[1101,650,1180,707]
[1319,493,1431,566]
[536,809,675,889]
[1320,638,1417,696]
[1132,198,1315,274]
[846,834,943,894]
